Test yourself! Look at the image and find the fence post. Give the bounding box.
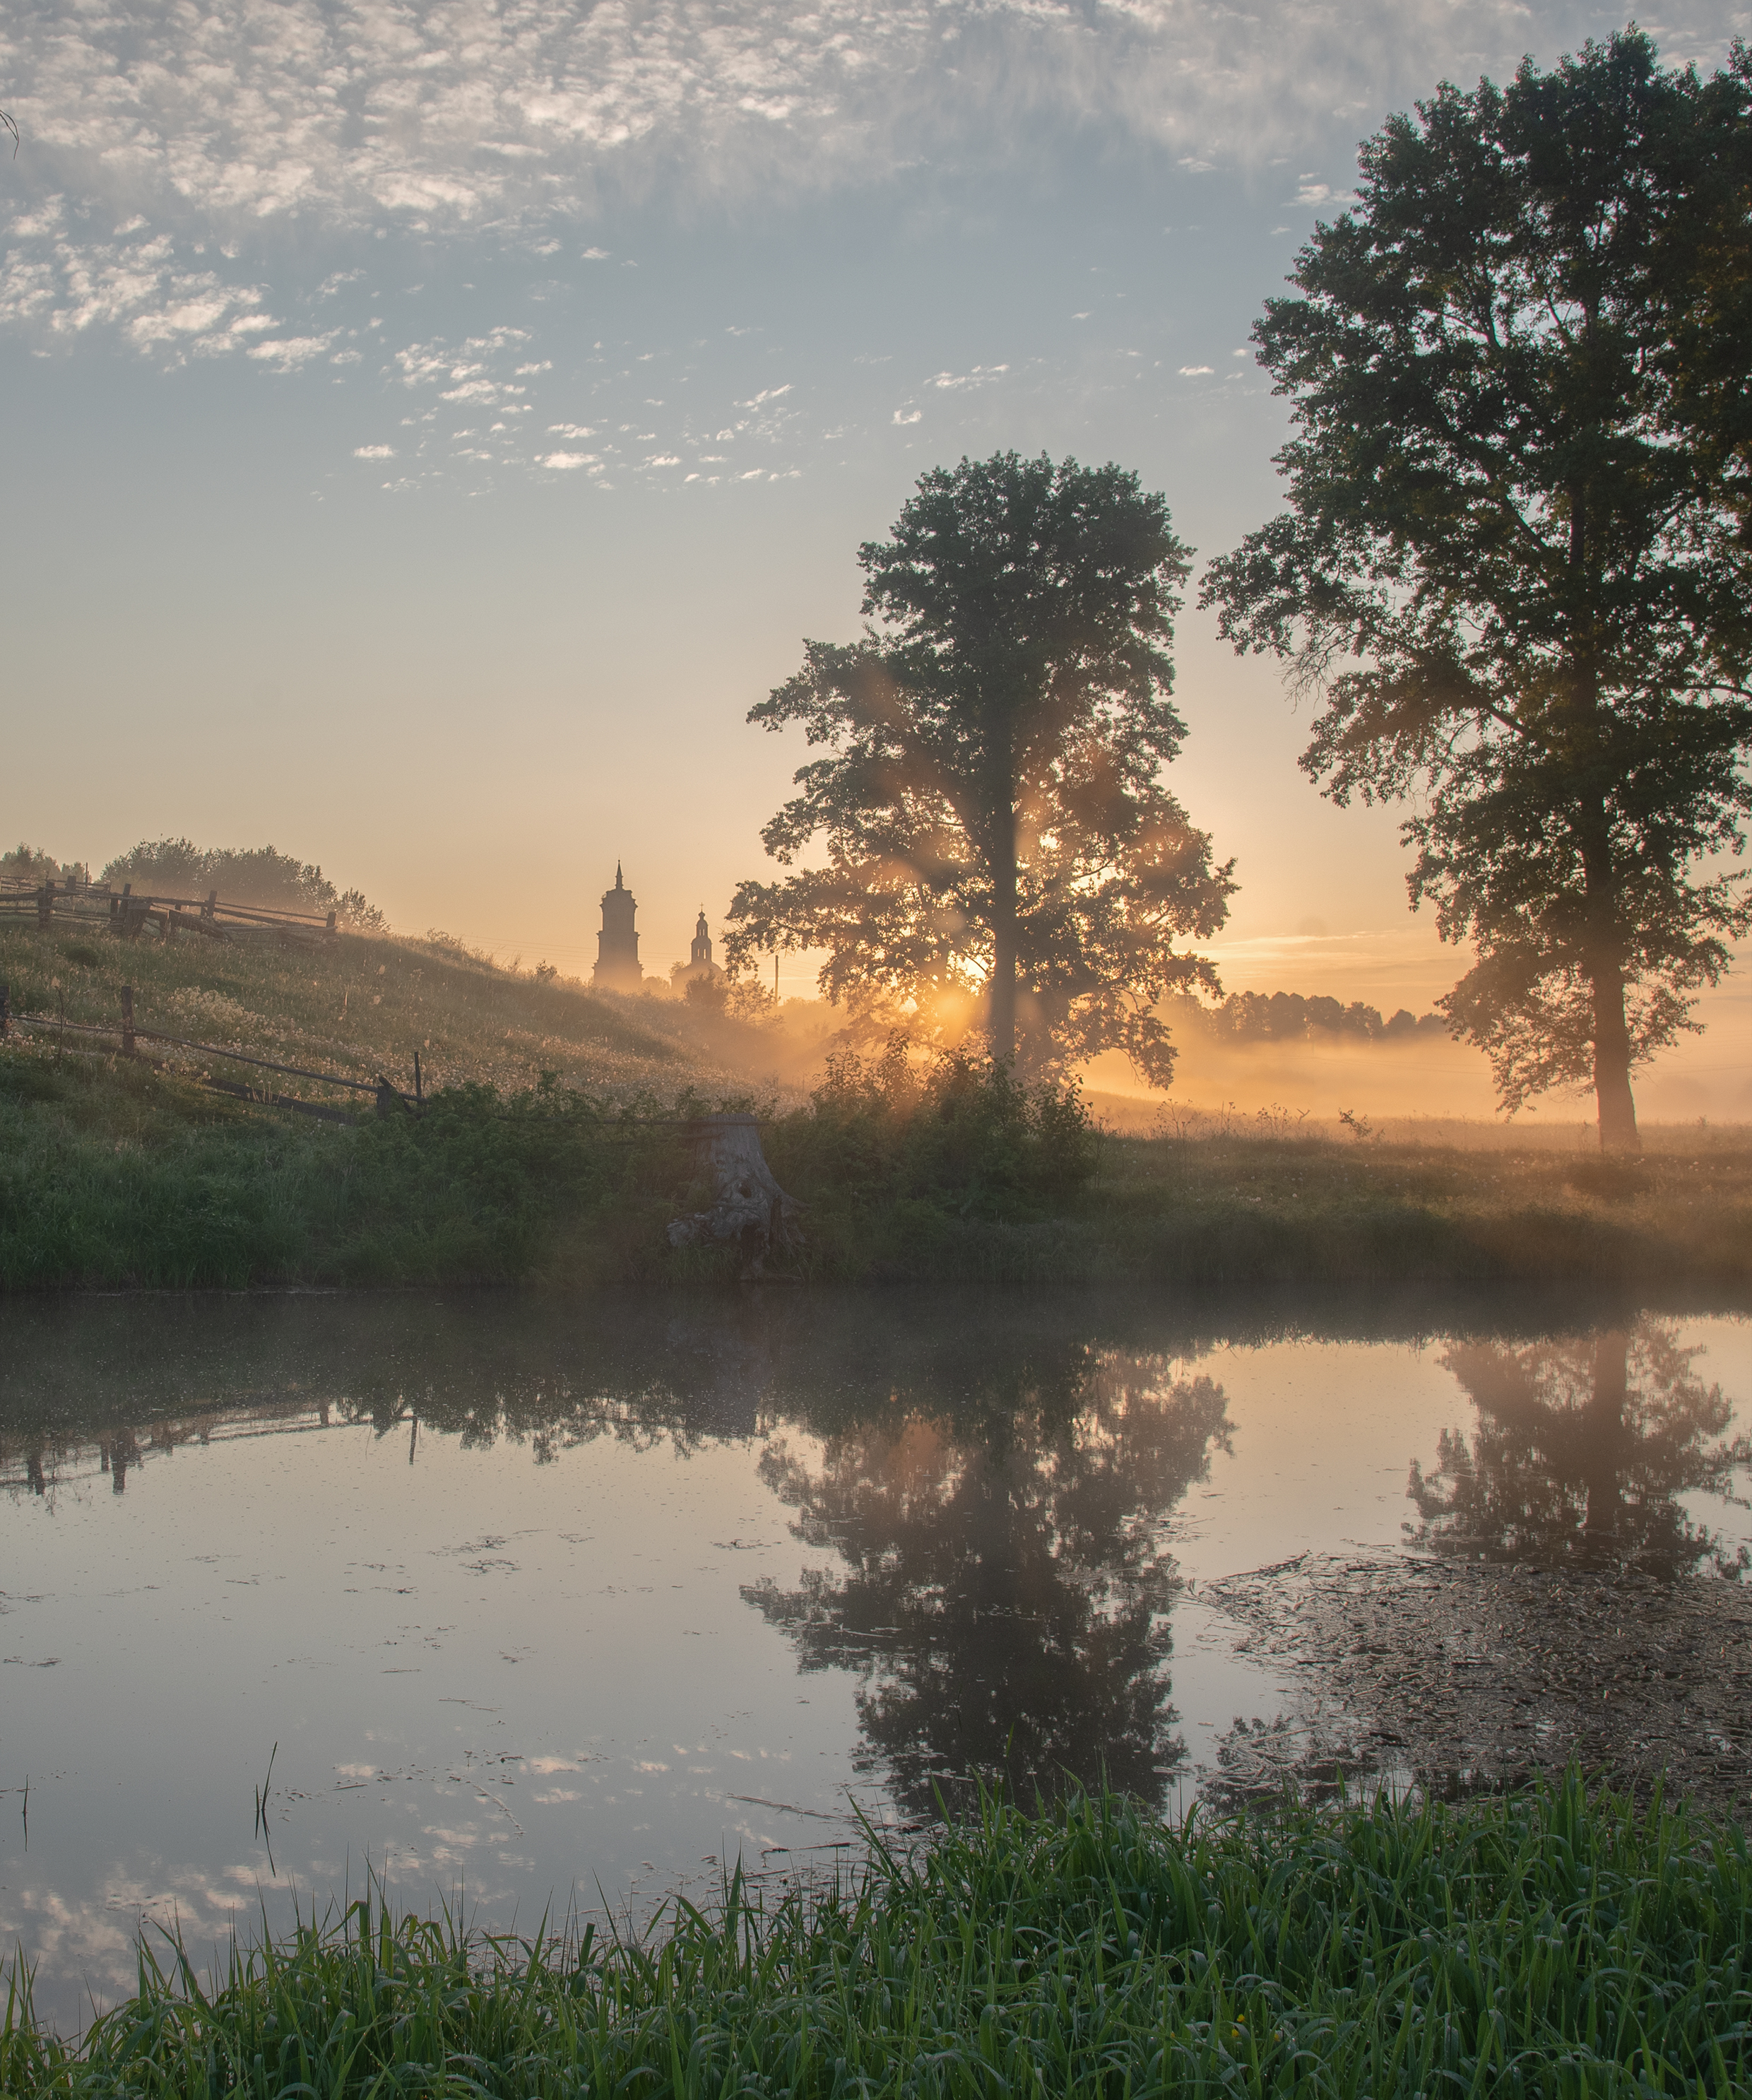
[37,880,52,929]
[121,985,135,1058]
[326,909,336,937]
[202,890,217,926]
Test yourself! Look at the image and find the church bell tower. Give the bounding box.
[593,863,642,992]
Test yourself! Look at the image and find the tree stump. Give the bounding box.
[667,1114,803,1271]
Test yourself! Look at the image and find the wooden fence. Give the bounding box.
[0,977,418,1123]
[0,874,338,945]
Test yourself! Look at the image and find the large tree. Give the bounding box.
[726,452,1233,1085]
[1203,31,1752,1151]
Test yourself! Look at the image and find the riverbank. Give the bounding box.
[3,1776,1748,2090]
[6,1030,1752,1288]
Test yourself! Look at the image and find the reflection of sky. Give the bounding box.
[4,0,1749,1058]
[4,1299,1751,2033]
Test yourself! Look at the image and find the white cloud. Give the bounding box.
[353,443,396,458]
[540,451,597,468]
[892,407,922,425]
[547,423,595,437]
[1178,364,1214,375]
[0,0,1611,256]
[0,0,1739,374]
[245,333,336,370]
[927,364,1009,391]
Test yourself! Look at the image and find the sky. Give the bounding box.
[4,0,1751,1112]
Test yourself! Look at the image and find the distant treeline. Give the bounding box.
[1171,991,1449,1045]
[1,837,386,932]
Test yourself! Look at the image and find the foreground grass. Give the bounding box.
[5,1777,1751,2095]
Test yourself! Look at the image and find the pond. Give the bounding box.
[4,1287,1751,2031]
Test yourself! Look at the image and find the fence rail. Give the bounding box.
[0,876,337,943]
[0,981,417,1119]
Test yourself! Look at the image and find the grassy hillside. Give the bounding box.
[6,920,1752,1293]
[0,919,783,1105]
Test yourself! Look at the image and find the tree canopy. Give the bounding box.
[726,452,1233,1087]
[1203,30,1752,1150]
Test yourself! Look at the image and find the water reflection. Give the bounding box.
[745,1354,1230,1815]
[1407,1321,1752,1575]
[2,1289,1751,2034]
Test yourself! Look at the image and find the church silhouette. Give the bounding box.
[591,866,720,994]
[592,863,641,991]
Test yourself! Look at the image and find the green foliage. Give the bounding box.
[0,1058,680,1289]
[101,836,387,931]
[1,841,87,885]
[6,1775,1752,2094]
[1204,30,1752,1152]
[728,452,1233,1087]
[770,1037,1101,1229]
[1171,989,1445,1042]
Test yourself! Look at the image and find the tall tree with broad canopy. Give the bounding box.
[1202,30,1752,1152]
[726,453,1234,1085]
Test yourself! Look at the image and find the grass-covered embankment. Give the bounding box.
[7,1027,1752,1289]
[5,1776,1751,2094]
[6,919,1752,1290]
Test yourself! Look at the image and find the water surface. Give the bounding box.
[3,1288,1749,2030]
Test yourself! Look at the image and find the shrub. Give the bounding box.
[772,1036,1100,1222]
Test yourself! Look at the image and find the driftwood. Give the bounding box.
[667,1114,803,1270]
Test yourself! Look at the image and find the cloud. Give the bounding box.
[0,0,1664,261]
[353,443,396,459]
[1178,364,1214,375]
[540,451,598,468]
[892,407,923,425]
[928,364,1009,390]
[245,333,336,370]
[4,0,1740,377]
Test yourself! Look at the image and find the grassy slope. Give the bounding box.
[0,920,777,1104]
[6,921,1752,1290]
[4,1776,1751,2092]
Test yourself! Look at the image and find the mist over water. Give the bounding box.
[4,1288,1751,2033]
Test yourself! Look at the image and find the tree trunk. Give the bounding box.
[988,749,1019,1066]
[666,1114,804,1274]
[1578,818,1640,1155]
[1591,960,1641,1155]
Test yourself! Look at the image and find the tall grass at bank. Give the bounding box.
[8,1009,1752,1287]
[5,1776,1751,2095]
[0,1057,686,1288]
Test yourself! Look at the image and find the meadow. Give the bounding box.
[4,1775,1750,2095]
[4,921,1752,1291]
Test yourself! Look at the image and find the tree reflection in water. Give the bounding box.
[1407,1323,1752,1576]
[743,1354,1231,1818]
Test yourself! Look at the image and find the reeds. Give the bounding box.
[5,1772,1750,2095]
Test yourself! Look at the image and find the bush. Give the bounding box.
[771,1037,1100,1222]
